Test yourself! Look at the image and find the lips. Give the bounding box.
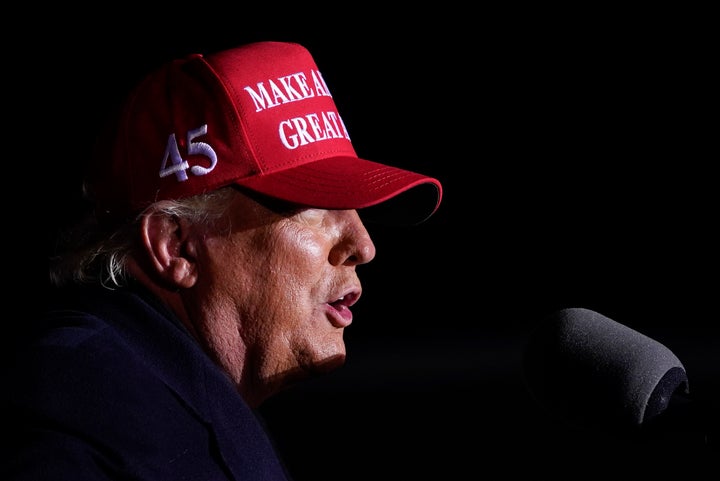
[326,290,360,327]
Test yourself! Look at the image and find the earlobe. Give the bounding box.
[140,213,198,289]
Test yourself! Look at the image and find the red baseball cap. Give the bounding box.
[89,41,442,224]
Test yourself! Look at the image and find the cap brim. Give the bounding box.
[234,156,442,225]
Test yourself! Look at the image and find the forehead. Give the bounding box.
[223,187,307,229]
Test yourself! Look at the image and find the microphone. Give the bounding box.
[522,307,712,445]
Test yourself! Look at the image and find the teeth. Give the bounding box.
[337,296,344,301]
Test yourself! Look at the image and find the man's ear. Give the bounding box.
[140,212,199,289]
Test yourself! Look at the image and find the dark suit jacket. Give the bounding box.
[4,285,292,480]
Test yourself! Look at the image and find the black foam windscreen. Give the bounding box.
[522,307,689,431]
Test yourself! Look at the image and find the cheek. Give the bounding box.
[271,236,325,308]
[288,225,326,261]
[273,227,327,280]
[245,228,327,321]
[263,231,332,340]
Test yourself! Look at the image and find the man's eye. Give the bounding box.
[294,208,324,226]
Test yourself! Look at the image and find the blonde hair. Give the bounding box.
[49,187,236,289]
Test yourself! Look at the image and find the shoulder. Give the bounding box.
[3,286,248,479]
[5,285,207,425]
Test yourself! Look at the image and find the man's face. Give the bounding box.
[187,189,376,406]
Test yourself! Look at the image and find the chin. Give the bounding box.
[311,352,347,374]
[274,351,347,391]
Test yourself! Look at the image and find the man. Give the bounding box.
[4,41,442,480]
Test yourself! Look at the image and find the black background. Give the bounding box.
[9,5,718,478]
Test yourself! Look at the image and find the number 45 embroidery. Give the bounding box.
[159,124,217,181]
